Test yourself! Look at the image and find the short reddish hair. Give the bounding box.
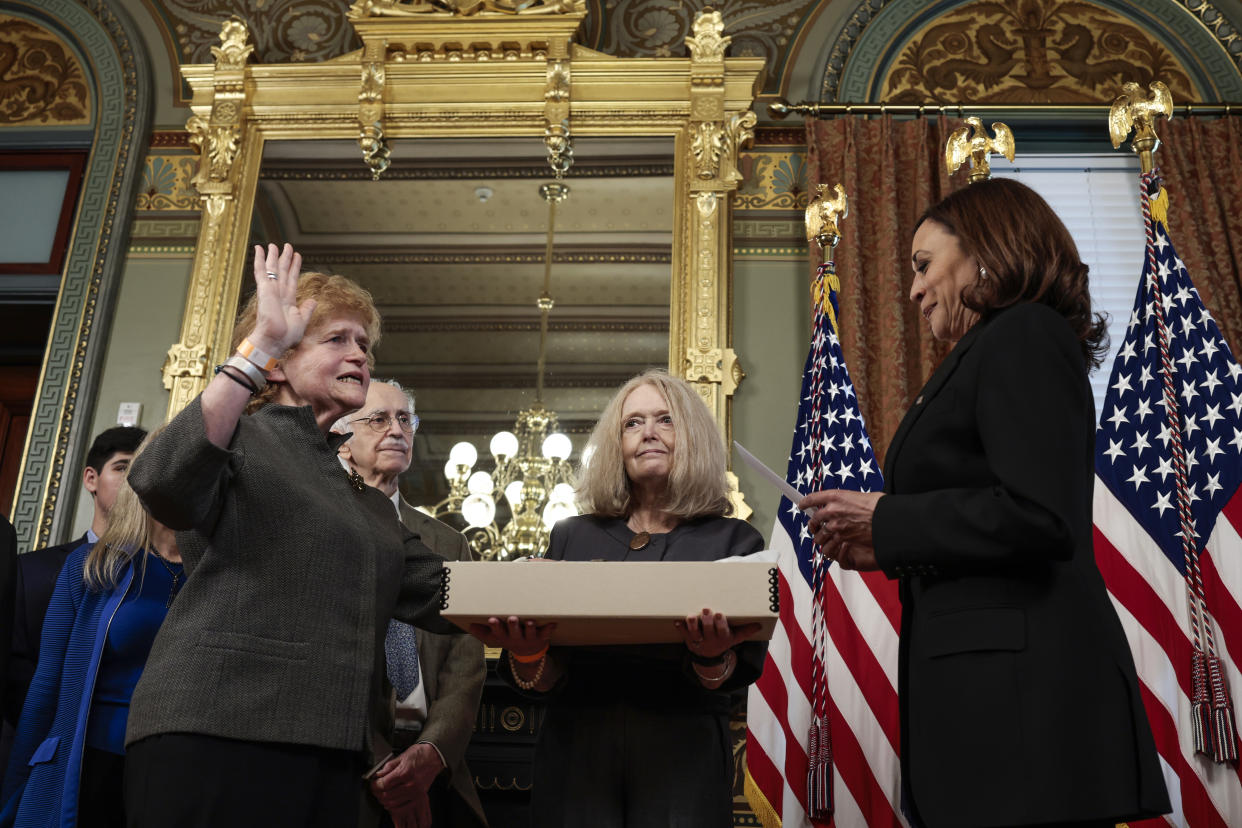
[232,271,381,409]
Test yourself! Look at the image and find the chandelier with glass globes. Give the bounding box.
[427,137,579,560]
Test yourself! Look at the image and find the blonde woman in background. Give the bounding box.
[1,432,181,828]
[472,369,765,828]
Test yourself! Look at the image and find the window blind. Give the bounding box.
[990,154,1145,419]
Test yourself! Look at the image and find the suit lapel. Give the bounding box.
[883,315,991,486]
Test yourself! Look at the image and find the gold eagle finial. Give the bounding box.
[806,183,848,254]
[945,117,1015,183]
[1108,81,1174,174]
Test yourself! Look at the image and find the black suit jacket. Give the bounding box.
[3,534,81,726]
[873,303,1169,827]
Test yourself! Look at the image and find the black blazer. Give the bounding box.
[873,303,1169,828]
[3,534,80,727]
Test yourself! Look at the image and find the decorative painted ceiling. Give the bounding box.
[138,0,1242,105]
[0,15,91,124]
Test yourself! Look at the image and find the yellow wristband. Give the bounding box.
[237,338,278,372]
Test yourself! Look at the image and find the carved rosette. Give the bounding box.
[163,19,253,413]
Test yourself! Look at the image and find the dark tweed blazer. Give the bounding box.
[873,303,1169,827]
[126,398,451,754]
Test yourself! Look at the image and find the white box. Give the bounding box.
[440,560,779,646]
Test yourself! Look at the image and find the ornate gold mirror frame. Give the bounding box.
[163,4,763,511]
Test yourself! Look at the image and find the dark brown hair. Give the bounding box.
[916,177,1108,368]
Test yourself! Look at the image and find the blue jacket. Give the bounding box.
[0,544,136,828]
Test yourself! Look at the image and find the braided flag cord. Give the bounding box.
[746,259,904,828]
[1094,169,1242,825]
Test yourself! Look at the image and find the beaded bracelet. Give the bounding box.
[508,649,547,690]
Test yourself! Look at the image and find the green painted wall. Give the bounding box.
[732,255,811,543]
[67,254,191,536]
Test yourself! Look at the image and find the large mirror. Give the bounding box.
[253,136,674,520]
[162,7,765,543]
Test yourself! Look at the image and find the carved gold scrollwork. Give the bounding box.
[359,41,390,180]
[691,121,726,179]
[163,19,252,407]
[349,0,585,17]
[685,8,729,62]
[210,17,254,70]
[543,56,572,176]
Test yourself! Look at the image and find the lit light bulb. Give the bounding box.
[505,480,524,506]
[551,483,575,503]
[449,441,478,469]
[542,432,572,460]
[443,459,462,482]
[467,471,494,496]
[542,499,576,529]
[490,431,518,460]
[461,493,496,528]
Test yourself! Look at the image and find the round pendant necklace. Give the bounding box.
[628,515,656,551]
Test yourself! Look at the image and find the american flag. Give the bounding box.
[1093,170,1242,826]
[745,259,905,827]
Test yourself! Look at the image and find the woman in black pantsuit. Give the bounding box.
[471,370,765,828]
[799,179,1170,828]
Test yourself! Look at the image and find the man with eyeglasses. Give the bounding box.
[337,380,487,828]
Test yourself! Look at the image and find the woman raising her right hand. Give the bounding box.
[123,244,451,828]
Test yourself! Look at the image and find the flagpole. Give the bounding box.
[803,183,851,821]
[1109,81,1239,764]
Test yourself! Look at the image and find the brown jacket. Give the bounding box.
[363,501,486,827]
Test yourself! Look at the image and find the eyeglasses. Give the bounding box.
[352,412,419,434]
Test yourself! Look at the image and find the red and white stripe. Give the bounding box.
[1094,477,1242,826]
[746,520,907,827]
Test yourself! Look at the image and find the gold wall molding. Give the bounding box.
[0,15,90,125]
[288,248,670,265]
[167,12,763,503]
[257,161,675,179]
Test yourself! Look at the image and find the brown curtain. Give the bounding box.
[1158,117,1242,357]
[805,115,967,465]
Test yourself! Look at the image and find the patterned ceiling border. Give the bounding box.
[821,0,1242,102]
[148,0,808,99]
[7,0,152,549]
